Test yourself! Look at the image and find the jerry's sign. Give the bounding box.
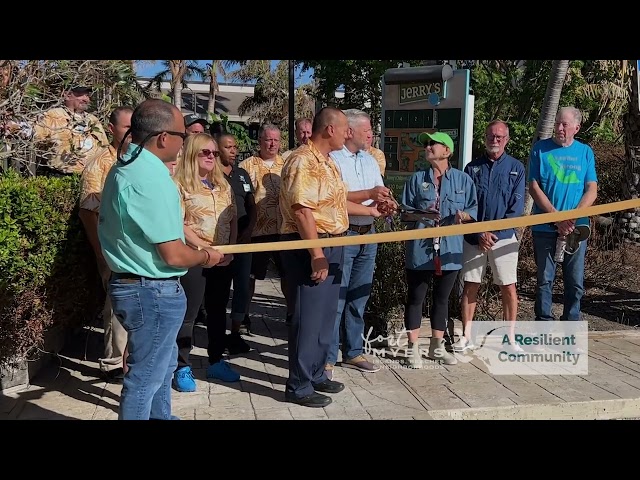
[399,82,443,104]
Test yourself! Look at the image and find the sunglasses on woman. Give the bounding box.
[199,149,220,158]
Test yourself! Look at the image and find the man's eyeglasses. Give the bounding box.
[117,129,187,165]
[199,149,220,158]
[426,140,444,147]
[164,130,188,140]
[486,134,507,141]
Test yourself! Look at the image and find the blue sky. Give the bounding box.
[135,60,314,86]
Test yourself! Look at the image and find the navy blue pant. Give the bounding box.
[281,241,344,399]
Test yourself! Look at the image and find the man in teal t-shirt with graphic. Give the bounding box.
[528,106,598,322]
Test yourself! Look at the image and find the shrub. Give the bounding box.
[0,170,97,368]
[365,216,407,337]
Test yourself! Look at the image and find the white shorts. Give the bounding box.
[461,234,519,286]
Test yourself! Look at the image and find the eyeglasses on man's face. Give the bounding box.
[164,130,188,140]
[426,140,445,147]
[486,134,507,141]
[199,149,220,158]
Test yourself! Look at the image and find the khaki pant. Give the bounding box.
[97,261,128,372]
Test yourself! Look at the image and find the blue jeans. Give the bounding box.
[327,228,377,365]
[109,276,186,420]
[532,231,586,321]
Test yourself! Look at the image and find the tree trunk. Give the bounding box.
[207,62,216,115]
[174,82,183,110]
[523,60,570,216]
[620,60,640,243]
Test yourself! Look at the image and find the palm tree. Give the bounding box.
[144,60,207,110]
[231,60,314,139]
[205,61,243,116]
[523,60,570,216]
[620,60,640,242]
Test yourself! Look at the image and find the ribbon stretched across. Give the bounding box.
[213,199,640,254]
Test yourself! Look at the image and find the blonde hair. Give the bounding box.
[173,133,229,195]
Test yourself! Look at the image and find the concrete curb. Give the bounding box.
[426,397,640,420]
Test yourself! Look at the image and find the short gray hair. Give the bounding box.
[258,123,280,139]
[557,106,582,125]
[342,108,370,128]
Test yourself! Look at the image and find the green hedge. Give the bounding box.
[0,170,97,368]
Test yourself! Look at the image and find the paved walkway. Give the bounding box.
[2,277,640,420]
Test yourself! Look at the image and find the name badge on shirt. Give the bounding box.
[243,183,251,192]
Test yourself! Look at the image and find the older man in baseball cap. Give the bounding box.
[184,113,209,134]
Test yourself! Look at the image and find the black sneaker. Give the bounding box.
[238,315,251,335]
[226,332,251,355]
[102,368,124,384]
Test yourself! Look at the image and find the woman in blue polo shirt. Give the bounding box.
[400,132,478,369]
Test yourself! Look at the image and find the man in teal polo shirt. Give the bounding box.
[98,99,223,421]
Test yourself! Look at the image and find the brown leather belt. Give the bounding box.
[317,231,348,239]
[348,224,373,235]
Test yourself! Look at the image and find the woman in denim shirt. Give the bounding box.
[400,132,478,368]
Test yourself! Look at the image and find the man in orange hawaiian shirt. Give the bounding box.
[366,136,387,177]
[239,124,292,324]
[79,106,133,383]
[4,85,109,175]
[282,117,312,160]
[279,107,383,408]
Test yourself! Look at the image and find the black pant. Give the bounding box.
[203,264,234,364]
[177,266,206,369]
[404,268,458,332]
[281,243,343,399]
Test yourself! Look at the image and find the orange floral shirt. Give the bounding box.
[368,146,386,176]
[79,144,116,212]
[238,154,285,237]
[176,181,237,246]
[33,107,109,174]
[280,140,348,236]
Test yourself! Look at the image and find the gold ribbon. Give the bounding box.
[214,199,640,254]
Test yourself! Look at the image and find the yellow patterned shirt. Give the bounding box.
[176,180,237,246]
[368,146,386,176]
[238,154,285,237]
[280,140,349,236]
[79,144,116,212]
[33,107,109,174]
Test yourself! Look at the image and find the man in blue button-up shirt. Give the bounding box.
[328,109,397,378]
[456,120,525,353]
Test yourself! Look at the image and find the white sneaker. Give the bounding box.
[452,337,477,353]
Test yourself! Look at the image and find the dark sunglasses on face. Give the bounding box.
[200,149,220,158]
[426,140,444,147]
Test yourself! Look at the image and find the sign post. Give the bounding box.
[380,65,474,196]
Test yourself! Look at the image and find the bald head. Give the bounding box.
[310,106,349,154]
[130,99,181,144]
[312,107,345,134]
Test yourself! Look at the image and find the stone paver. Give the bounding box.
[4,275,640,420]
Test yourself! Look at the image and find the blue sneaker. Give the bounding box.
[206,360,240,382]
[173,366,196,392]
